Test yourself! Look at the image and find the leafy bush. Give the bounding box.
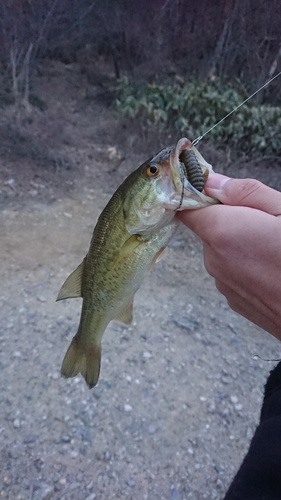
[115,77,281,155]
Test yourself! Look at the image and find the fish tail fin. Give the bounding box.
[61,335,101,389]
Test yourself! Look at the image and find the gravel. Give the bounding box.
[1,63,281,498]
[1,194,280,500]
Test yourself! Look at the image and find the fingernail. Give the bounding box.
[205,173,231,197]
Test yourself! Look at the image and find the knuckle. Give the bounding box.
[215,280,241,314]
[215,279,226,295]
[230,178,263,204]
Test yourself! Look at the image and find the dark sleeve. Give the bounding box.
[223,361,281,500]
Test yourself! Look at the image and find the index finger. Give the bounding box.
[177,204,222,240]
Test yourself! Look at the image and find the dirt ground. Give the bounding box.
[1,62,281,500]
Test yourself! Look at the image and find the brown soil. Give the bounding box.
[1,61,280,500]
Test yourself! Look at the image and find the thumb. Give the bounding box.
[205,174,281,216]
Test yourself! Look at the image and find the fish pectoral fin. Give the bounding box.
[56,259,85,301]
[114,301,134,325]
[113,234,145,268]
[148,247,166,270]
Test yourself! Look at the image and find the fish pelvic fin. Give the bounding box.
[148,247,166,270]
[61,335,101,389]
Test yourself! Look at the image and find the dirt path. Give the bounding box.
[2,181,281,500]
[1,62,281,500]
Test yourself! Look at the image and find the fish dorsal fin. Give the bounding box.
[114,301,133,325]
[56,259,85,301]
[113,234,145,268]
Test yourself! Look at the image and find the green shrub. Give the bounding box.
[115,76,281,155]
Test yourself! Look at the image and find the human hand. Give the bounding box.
[178,174,281,340]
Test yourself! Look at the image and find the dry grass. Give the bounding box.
[0,102,72,170]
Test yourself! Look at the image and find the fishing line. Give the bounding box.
[176,163,186,210]
[252,354,281,362]
[192,71,281,147]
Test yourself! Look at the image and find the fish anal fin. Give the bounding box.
[148,247,166,270]
[114,301,133,325]
[113,234,144,268]
[56,259,85,301]
[61,335,101,389]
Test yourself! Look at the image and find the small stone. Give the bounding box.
[63,212,72,218]
[70,450,78,458]
[32,482,54,500]
[126,375,132,382]
[143,351,152,359]
[51,372,60,380]
[22,478,31,489]
[147,423,158,434]
[124,404,132,412]
[173,315,199,332]
[13,351,22,358]
[24,435,36,444]
[214,464,225,473]
[234,403,243,411]
[207,402,215,413]
[69,482,80,491]
[85,494,96,500]
[216,478,224,489]
[37,296,46,303]
[230,395,238,404]
[169,239,183,248]
[246,427,254,440]
[228,323,237,334]
[107,146,122,160]
[169,486,181,500]
[13,419,21,428]
[61,436,71,443]
[126,479,135,487]
[5,178,14,185]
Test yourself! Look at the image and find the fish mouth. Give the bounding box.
[170,137,217,209]
[170,138,192,188]
[149,137,218,210]
[173,138,193,163]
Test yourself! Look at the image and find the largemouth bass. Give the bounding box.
[57,138,218,388]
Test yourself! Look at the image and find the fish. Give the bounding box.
[57,137,218,389]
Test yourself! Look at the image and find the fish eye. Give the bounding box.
[146,164,160,177]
